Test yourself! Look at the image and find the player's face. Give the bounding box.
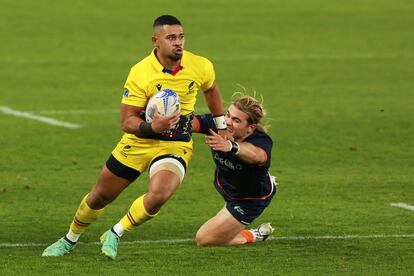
[152,24,185,61]
[225,104,256,140]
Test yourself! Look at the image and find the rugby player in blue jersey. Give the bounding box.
[192,94,277,245]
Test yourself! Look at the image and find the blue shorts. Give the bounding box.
[225,185,276,225]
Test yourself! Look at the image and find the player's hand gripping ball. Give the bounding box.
[145,89,180,123]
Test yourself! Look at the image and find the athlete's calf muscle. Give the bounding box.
[87,167,131,209]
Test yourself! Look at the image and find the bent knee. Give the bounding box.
[195,234,210,247]
[195,232,223,247]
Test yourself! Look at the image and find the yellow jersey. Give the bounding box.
[121,49,215,142]
[122,49,215,114]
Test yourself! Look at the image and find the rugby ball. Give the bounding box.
[145,89,180,123]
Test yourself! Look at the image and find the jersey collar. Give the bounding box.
[150,49,186,76]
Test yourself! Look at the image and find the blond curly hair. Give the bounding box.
[231,92,270,133]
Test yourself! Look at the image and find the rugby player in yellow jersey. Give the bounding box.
[42,15,228,260]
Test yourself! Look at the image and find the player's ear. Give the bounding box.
[151,36,157,47]
[247,124,257,134]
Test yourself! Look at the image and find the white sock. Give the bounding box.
[112,221,126,237]
[65,229,81,243]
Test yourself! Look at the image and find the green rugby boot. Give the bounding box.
[42,237,76,257]
[100,230,120,260]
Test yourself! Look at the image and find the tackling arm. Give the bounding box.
[205,129,267,165]
[234,141,267,165]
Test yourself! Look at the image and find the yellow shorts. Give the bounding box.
[111,134,193,174]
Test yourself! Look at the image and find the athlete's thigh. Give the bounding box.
[197,205,245,244]
[143,143,191,212]
[147,155,187,199]
[148,170,181,196]
[111,135,160,173]
[156,140,193,167]
[147,140,193,191]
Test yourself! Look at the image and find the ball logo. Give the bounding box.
[145,89,180,123]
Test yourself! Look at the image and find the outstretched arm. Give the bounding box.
[205,129,267,165]
[191,116,200,133]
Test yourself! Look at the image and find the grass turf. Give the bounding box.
[1,0,413,274]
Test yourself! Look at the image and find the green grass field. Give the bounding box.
[1,0,413,274]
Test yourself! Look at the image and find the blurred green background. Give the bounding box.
[1,0,413,274]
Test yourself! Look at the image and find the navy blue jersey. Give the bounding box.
[194,114,274,201]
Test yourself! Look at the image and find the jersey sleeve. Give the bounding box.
[246,133,273,165]
[200,58,215,91]
[121,67,148,107]
[194,114,216,134]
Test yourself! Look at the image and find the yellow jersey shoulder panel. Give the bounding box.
[121,50,215,114]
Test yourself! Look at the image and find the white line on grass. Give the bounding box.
[1,234,413,248]
[391,202,414,211]
[0,106,81,129]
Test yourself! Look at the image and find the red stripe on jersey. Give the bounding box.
[171,65,183,76]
